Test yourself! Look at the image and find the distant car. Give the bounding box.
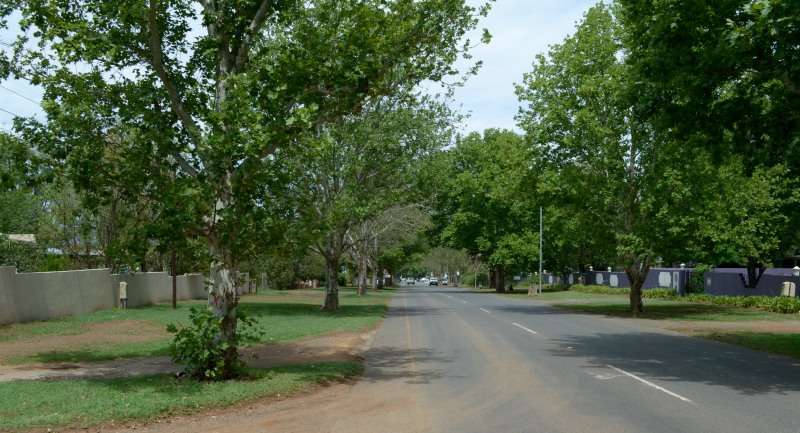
[406,277,415,284]
[429,277,438,286]
[419,277,429,284]
[442,277,449,285]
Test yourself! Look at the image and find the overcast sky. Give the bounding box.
[0,0,599,133]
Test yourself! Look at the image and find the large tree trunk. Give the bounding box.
[494,266,507,292]
[377,266,385,290]
[624,258,649,314]
[356,252,368,295]
[323,257,340,311]
[208,253,239,379]
[369,254,379,292]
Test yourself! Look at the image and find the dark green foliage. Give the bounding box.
[569,284,630,296]
[0,237,46,272]
[642,289,680,299]
[687,264,710,293]
[684,294,800,314]
[540,284,570,292]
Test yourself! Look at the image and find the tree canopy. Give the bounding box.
[3,0,489,379]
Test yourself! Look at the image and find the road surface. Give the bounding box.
[115,285,800,433]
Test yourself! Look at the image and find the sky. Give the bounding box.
[450,0,599,134]
[0,0,599,133]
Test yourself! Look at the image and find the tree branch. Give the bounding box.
[147,0,199,179]
[232,0,274,74]
[781,76,800,96]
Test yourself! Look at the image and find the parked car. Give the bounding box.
[406,277,415,284]
[442,277,449,285]
[429,277,438,286]
[419,277,428,284]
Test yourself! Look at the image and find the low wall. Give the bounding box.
[704,270,800,297]
[579,268,691,294]
[114,272,207,308]
[0,267,218,326]
[0,267,116,326]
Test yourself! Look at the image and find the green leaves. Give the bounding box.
[434,129,538,276]
[168,305,264,381]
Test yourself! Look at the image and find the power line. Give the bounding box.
[0,106,21,117]
[0,84,41,105]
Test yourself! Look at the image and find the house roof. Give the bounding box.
[1,233,37,243]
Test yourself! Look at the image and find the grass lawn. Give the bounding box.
[0,287,393,364]
[0,286,392,432]
[0,362,361,431]
[692,332,800,359]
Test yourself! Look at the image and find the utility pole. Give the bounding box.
[539,206,543,296]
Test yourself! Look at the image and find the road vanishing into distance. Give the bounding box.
[338,284,800,433]
[128,284,800,433]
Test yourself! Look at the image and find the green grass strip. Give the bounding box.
[0,362,362,432]
[696,332,800,359]
[551,300,796,322]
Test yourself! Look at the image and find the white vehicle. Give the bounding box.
[429,277,439,286]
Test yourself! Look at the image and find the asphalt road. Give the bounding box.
[350,284,800,433]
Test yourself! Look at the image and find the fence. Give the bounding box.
[540,267,800,298]
[0,266,250,326]
[540,268,692,295]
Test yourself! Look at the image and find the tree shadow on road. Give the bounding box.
[385,305,446,317]
[545,330,800,397]
[362,345,453,385]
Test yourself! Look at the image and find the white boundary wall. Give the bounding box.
[0,266,211,326]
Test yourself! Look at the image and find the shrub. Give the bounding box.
[684,294,800,314]
[542,284,570,292]
[167,305,264,381]
[686,263,709,293]
[569,284,629,295]
[642,288,679,299]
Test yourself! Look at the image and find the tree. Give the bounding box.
[298,96,454,308]
[373,206,432,289]
[434,128,539,292]
[618,0,799,173]
[618,0,800,277]
[422,246,470,283]
[0,132,48,235]
[515,3,700,312]
[6,0,487,378]
[0,132,52,271]
[699,160,799,285]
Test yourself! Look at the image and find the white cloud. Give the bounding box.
[451,0,599,135]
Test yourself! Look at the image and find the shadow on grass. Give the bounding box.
[552,302,795,322]
[8,343,170,364]
[242,301,388,319]
[85,362,363,407]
